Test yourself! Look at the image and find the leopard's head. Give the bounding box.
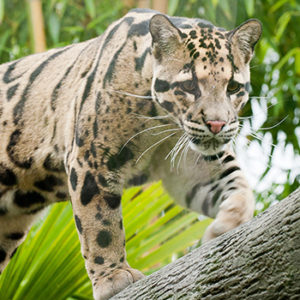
[150,14,262,156]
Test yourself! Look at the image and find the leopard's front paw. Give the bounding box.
[93,267,144,300]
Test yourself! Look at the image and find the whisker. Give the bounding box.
[136,132,178,164]
[106,89,153,99]
[119,124,172,153]
[258,115,288,131]
[151,128,182,136]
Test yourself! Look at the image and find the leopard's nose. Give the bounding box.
[205,120,226,134]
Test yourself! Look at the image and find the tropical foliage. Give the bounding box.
[0,0,299,299]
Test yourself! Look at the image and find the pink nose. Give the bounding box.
[206,120,226,134]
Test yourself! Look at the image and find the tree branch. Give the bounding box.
[112,188,300,299]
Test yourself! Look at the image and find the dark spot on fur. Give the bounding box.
[94,256,104,264]
[7,129,33,169]
[56,192,67,199]
[128,174,148,186]
[5,232,24,240]
[0,247,7,262]
[43,154,64,172]
[81,171,99,205]
[96,230,112,248]
[0,163,17,186]
[14,191,46,208]
[74,215,83,234]
[95,213,102,220]
[186,183,201,208]
[34,175,63,192]
[102,219,111,226]
[70,168,78,192]
[7,84,19,101]
[154,79,170,93]
[219,166,240,180]
[161,101,174,112]
[103,193,121,209]
[222,155,235,164]
[107,146,134,171]
[212,189,223,206]
[98,174,108,187]
[0,207,8,215]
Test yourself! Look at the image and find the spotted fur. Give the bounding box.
[0,9,262,299]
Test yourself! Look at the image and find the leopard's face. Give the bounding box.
[150,15,261,156]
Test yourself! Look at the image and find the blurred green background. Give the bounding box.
[0,0,299,299]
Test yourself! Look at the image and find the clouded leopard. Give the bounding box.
[0,8,262,300]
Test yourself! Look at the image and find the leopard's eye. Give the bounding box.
[227,80,241,94]
[181,80,196,92]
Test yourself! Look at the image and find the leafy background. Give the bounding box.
[0,0,299,299]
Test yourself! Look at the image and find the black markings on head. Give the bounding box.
[74,215,83,234]
[107,146,134,171]
[0,163,17,186]
[120,256,124,263]
[94,256,104,264]
[161,101,174,112]
[236,91,245,98]
[80,171,99,206]
[14,191,46,208]
[5,232,24,240]
[96,230,112,248]
[154,79,170,93]
[34,175,63,192]
[103,193,121,209]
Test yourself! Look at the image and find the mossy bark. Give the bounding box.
[112,188,300,300]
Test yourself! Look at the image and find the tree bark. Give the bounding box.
[112,188,300,299]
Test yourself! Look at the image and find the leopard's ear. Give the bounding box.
[228,19,262,64]
[149,14,182,60]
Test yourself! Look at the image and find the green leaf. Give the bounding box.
[168,0,180,15]
[85,0,96,19]
[275,11,291,42]
[48,13,61,44]
[0,0,4,24]
[245,0,255,17]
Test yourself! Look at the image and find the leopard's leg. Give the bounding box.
[156,148,255,243]
[67,158,144,300]
[0,189,46,273]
